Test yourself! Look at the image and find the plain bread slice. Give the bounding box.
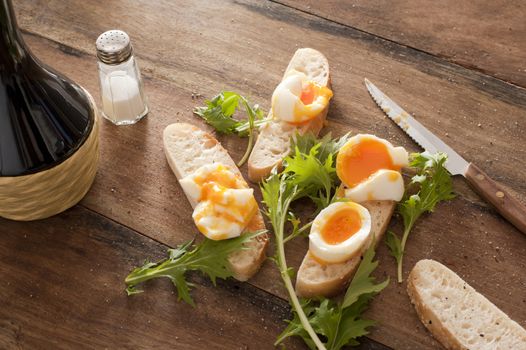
[248,48,330,182]
[408,259,526,350]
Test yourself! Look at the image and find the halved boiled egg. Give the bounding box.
[344,169,404,202]
[336,134,408,202]
[309,201,372,264]
[271,70,333,124]
[179,163,257,240]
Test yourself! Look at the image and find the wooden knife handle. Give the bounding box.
[465,163,526,234]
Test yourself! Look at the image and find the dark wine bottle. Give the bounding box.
[0,0,99,221]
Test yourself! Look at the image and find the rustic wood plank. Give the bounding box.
[8,0,526,348]
[277,0,526,87]
[0,207,305,349]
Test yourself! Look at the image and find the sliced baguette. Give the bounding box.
[408,259,526,350]
[248,48,331,182]
[163,123,268,281]
[295,201,395,298]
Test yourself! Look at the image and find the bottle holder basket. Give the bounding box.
[0,89,100,221]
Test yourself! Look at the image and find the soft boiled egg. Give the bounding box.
[336,134,409,202]
[179,163,257,240]
[309,201,372,264]
[271,70,333,124]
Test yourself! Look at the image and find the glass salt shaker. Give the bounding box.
[96,30,148,125]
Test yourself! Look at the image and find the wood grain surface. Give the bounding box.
[2,0,525,349]
[278,0,526,87]
[0,207,307,349]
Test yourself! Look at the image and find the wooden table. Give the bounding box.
[2,1,525,349]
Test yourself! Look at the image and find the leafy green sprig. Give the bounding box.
[386,152,455,283]
[285,132,350,208]
[125,230,266,306]
[276,245,389,350]
[278,132,350,242]
[194,91,267,166]
[262,170,328,348]
[261,132,388,349]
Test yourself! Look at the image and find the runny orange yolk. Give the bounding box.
[194,165,242,200]
[300,83,316,105]
[321,207,362,245]
[336,138,401,188]
[282,80,333,125]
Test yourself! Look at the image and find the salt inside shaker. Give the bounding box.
[96,30,148,125]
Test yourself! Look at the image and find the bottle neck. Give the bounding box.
[0,0,28,66]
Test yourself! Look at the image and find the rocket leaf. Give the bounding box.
[125,230,266,306]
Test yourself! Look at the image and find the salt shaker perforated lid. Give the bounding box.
[96,30,133,65]
[96,30,148,125]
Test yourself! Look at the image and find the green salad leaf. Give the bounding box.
[387,152,455,282]
[261,132,387,350]
[284,132,350,209]
[342,242,390,308]
[275,245,389,350]
[284,143,334,208]
[261,169,325,349]
[194,91,267,166]
[125,230,266,306]
[291,132,350,164]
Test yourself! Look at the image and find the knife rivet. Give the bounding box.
[496,191,505,198]
[476,174,485,181]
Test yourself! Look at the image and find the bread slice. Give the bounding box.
[295,201,395,298]
[408,259,526,350]
[247,48,331,182]
[163,123,268,281]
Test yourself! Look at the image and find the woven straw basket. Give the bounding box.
[0,91,100,221]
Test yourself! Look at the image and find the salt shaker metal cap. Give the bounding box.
[96,30,133,65]
[96,29,148,125]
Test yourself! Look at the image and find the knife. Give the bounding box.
[364,78,526,234]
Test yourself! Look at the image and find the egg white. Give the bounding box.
[193,187,256,240]
[309,202,372,264]
[344,169,405,202]
[179,163,243,205]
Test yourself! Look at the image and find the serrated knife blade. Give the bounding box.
[364,78,526,234]
[364,78,468,175]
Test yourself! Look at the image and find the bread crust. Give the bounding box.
[248,48,331,182]
[163,123,268,281]
[295,201,395,298]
